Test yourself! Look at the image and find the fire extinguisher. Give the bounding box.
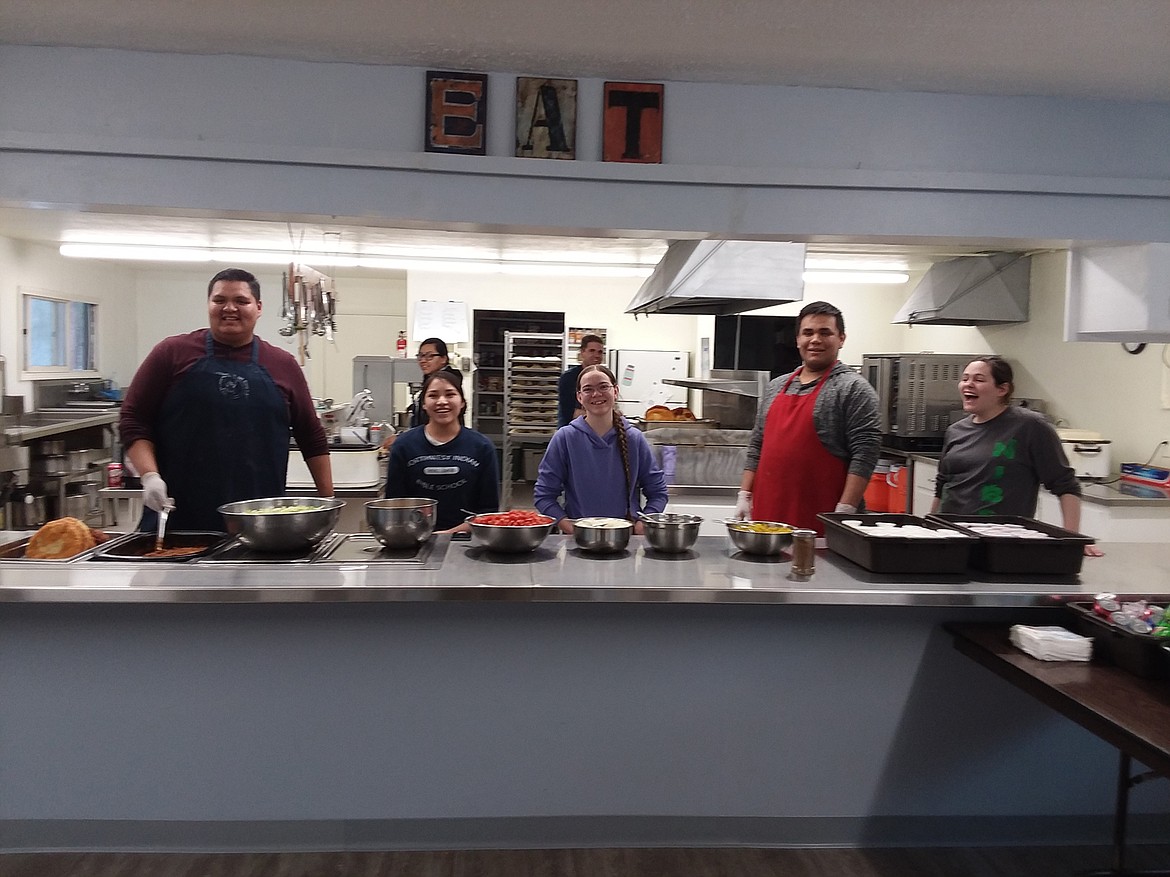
[396,331,407,357]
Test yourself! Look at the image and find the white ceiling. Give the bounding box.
[2,0,1165,266]
[5,0,1169,101]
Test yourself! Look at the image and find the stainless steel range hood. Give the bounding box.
[892,252,1031,325]
[626,240,806,316]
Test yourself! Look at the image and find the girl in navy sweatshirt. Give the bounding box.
[385,370,499,532]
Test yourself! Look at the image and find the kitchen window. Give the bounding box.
[22,289,98,374]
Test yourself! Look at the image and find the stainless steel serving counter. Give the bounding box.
[905,451,1170,508]
[1077,480,1170,507]
[0,532,1160,606]
[1,409,119,443]
[6,533,1169,853]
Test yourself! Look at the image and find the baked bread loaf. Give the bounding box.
[645,405,674,421]
[26,516,96,559]
[672,407,696,421]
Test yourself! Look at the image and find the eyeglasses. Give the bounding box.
[416,353,443,361]
[578,383,615,396]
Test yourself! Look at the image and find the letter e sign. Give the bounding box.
[603,82,663,163]
[426,71,488,155]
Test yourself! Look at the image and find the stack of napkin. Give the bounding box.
[1010,625,1093,662]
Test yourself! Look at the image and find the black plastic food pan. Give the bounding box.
[91,530,229,562]
[1067,602,1170,679]
[818,513,974,574]
[926,514,1093,575]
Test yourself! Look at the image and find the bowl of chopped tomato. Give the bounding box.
[467,509,555,553]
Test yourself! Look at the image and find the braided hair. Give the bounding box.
[578,364,632,520]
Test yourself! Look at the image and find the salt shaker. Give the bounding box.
[789,528,817,579]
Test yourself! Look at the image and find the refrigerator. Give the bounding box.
[609,349,690,414]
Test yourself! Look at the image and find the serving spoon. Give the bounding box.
[155,505,171,552]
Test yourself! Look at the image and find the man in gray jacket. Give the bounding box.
[735,300,880,533]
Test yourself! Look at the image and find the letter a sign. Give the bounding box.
[603,82,663,163]
[425,71,488,155]
[515,77,577,160]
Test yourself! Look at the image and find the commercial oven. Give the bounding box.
[861,353,978,450]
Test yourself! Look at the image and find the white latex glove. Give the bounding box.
[141,472,174,514]
[734,489,752,520]
[834,502,858,514]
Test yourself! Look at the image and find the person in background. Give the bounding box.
[735,300,880,534]
[380,337,462,454]
[932,355,1104,557]
[384,369,499,533]
[409,337,462,428]
[557,334,605,427]
[536,364,668,535]
[120,267,333,532]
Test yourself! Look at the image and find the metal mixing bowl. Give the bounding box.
[467,515,554,553]
[365,498,437,548]
[574,519,633,553]
[726,520,794,555]
[641,512,703,553]
[217,496,345,552]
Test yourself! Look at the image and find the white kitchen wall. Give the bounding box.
[0,238,138,403]
[130,265,408,405]
[986,253,1170,467]
[406,271,696,355]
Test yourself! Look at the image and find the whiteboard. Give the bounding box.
[412,300,469,343]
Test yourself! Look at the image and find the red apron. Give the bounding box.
[752,367,848,534]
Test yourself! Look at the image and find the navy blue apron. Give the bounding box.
[139,332,290,532]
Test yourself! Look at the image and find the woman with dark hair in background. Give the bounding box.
[409,337,462,428]
[384,369,498,533]
[933,355,1103,556]
[535,364,668,536]
[381,336,463,454]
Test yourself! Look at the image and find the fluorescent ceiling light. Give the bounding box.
[59,243,653,277]
[805,257,910,272]
[803,270,910,285]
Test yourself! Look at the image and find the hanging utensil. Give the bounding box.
[321,285,334,341]
[311,281,327,336]
[279,269,296,336]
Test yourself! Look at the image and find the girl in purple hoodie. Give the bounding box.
[534,365,669,535]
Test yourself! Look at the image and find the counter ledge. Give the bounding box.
[0,535,1162,607]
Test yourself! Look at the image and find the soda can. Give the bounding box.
[106,462,124,489]
[1093,594,1120,618]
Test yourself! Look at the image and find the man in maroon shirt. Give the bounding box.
[120,268,333,531]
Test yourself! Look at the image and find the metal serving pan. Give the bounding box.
[90,530,229,562]
[0,530,134,562]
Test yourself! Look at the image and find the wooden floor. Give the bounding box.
[3,846,1170,877]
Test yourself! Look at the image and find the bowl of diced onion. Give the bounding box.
[573,516,633,553]
[726,519,794,555]
[217,496,345,552]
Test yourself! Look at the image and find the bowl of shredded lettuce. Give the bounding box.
[217,496,345,552]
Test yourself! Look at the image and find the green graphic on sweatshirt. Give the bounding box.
[980,484,1005,505]
[979,438,1017,514]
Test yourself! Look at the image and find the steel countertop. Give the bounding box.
[0,532,1163,607]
